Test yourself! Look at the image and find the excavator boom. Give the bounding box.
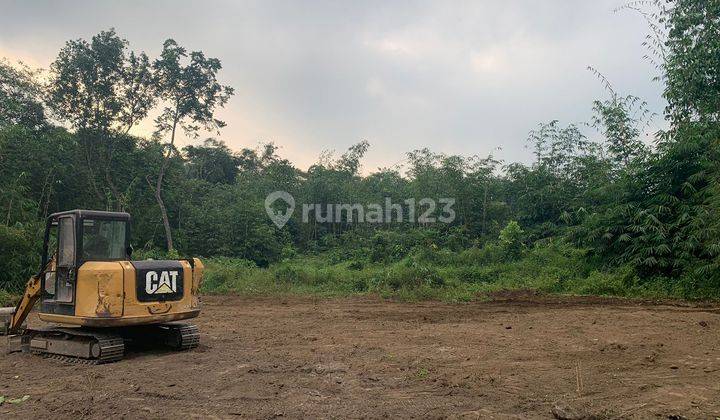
[2,256,52,336]
[4,275,42,334]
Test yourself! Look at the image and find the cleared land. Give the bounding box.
[1,294,719,418]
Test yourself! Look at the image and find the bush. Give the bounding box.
[498,220,525,260]
[201,257,258,293]
[132,248,181,261]
[352,277,368,292]
[369,230,413,263]
[196,238,711,302]
[564,269,632,296]
[0,223,41,294]
[445,265,501,283]
[347,260,364,271]
[274,264,306,284]
[0,289,17,307]
[455,244,505,265]
[383,264,445,290]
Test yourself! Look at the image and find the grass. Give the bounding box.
[1,240,711,306]
[200,241,717,302]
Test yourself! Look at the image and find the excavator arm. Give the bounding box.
[5,275,43,334]
[2,258,53,336]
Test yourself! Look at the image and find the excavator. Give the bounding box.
[1,210,204,363]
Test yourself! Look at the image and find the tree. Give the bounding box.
[529,120,596,176]
[587,67,650,168]
[466,154,503,237]
[663,0,720,124]
[572,0,720,283]
[151,39,233,251]
[184,138,241,184]
[0,59,46,130]
[591,95,649,167]
[335,140,370,175]
[47,29,156,208]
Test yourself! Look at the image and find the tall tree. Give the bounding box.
[151,39,233,251]
[587,70,650,168]
[47,29,156,208]
[0,59,46,130]
[663,0,720,124]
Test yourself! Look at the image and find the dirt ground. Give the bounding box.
[1,294,720,419]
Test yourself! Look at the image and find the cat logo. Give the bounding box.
[145,270,180,295]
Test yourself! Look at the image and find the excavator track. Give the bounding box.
[170,323,200,350]
[26,328,125,364]
[122,322,200,351]
[14,323,198,364]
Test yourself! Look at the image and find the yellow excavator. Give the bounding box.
[1,210,204,363]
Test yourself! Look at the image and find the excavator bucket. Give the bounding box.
[1,307,25,354]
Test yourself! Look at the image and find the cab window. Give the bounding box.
[56,217,76,302]
[82,219,127,260]
[57,217,75,267]
[44,223,58,297]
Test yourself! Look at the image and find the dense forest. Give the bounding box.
[1,0,719,302]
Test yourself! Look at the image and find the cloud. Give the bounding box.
[0,0,666,172]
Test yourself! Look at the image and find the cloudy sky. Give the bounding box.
[1,0,666,172]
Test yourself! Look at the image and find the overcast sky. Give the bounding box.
[1,0,666,172]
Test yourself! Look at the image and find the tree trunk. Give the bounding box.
[6,197,12,226]
[482,184,488,237]
[81,140,107,205]
[102,131,124,211]
[39,168,55,219]
[153,115,179,252]
[106,169,123,211]
[154,171,173,252]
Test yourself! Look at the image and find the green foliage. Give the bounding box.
[369,231,412,263]
[0,289,17,307]
[498,221,525,259]
[48,29,156,133]
[0,223,41,294]
[663,0,720,123]
[384,263,445,291]
[0,59,46,130]
[46,29,162,211]
[590,92,649,167]
[201,257,258,293]
[151,37,235,252]
[152,39,234,140]
[200,240,714,302]
[184,138,242,184]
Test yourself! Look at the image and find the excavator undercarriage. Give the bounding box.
[11,323,199,364]
[3,279,200,364]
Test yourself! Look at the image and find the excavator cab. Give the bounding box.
[41,211,131,317]
[2,210,204,363]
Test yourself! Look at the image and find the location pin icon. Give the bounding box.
[265,191,295,228]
